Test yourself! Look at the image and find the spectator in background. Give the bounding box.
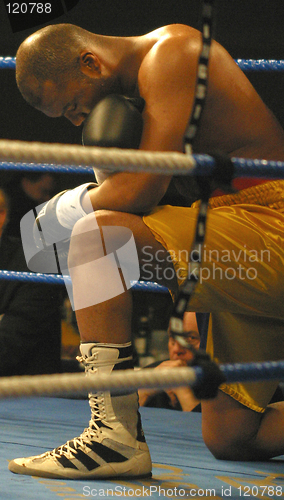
[0,188,62,375]
[139,312,201,412]
[4,172,57,237]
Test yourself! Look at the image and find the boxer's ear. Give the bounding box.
[79,51,101,77]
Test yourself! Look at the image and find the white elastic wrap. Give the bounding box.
[56,182,97,230]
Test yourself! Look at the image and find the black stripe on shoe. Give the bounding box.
[87,441,129,464]
[56,441,129,472]
[72,448,100,471]
[55,454,80,470]
[54,445,101,472]
[136,410,146,443]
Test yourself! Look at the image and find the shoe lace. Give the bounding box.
[47,352,110,459]
[47,398,107,459]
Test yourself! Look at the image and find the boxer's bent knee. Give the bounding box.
[68,211,105,269]
[94,209,141,228]
[202,397,263,461]
[68,210,140,269]
[203,432,261,461]
[71,209,103,236]
[203,434,242,461]
[72,209,139,233]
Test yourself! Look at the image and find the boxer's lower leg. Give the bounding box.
[74,289,132,344]
[8,210,177,479]
[68,209,177,343]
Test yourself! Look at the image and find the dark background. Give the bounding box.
[0,0,284,334]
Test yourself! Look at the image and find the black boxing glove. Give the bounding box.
[82,94,145,184]
[20,183,96,274]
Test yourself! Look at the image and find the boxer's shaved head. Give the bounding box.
[16,24,96,107]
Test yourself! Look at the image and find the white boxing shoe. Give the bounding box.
[9,343,152,479]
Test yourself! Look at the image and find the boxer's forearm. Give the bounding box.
[82,172,172,214]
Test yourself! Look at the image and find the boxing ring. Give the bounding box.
[1,39,284,500]
[1,142,284,498]
[2,401,284,500]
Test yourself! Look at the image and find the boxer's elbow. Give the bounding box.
[125,177,171,213]
[88,173,171,214]
[129,193,161,213]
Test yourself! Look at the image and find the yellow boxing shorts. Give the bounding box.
[143,180,284,412]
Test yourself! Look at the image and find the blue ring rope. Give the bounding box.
[0,269,168,293]
[2,57,284,71]
[0,161,94,175]
[235,59,284,72]
[0,57,16,68]
[220,360,284,383]
[0,156,284,177]
[192,360,284,386]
